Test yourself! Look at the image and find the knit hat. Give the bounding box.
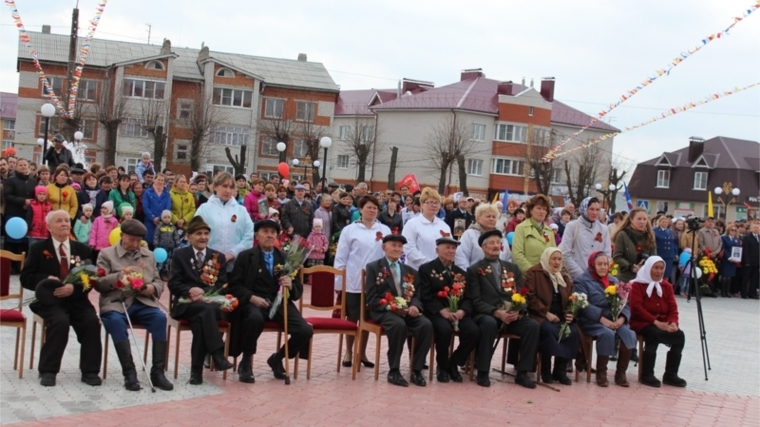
[313,218,323,228]
[120,204,134,215]
[101,200,114,215]
[35,186,48,195]
[268,207,279,217]
[161,209,172,219]
[71,182,81,191]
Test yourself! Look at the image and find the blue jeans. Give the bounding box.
[100,300,167,343]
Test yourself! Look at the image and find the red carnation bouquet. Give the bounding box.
[178,285,239,312]
[115,270,145,292]
[437,273,465,330]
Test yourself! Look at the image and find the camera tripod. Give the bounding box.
[684,227,711,380]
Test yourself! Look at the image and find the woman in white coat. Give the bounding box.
[455,203,511,270]
[558,197,611,280]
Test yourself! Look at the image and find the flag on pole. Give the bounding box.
[397,174,420,194]
[623,182,634,211]
[501,188,509,213]
[707,191,714,218]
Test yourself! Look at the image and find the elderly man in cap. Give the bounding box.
[465,229,539,388]
[419,236,479,383]
[43,133,76,171]
[95,219,173,391]
[21,209,102,387]
[365,234,433,387]
[167,216,234,384]
[281,183,314,239]
[228,219,313,382]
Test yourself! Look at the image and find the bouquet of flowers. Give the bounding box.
[437,273,465,330]
[558,292,588,343]
[604,282,632,320]
[608,259,620,277]
[65,264,104,292]
[269,235,313,318]
[698,250,718,282]
[178,286,239,313]
[380,292,408,311]
[497,286,529,317]
[115,270,146,292]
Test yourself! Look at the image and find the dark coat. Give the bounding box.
[445,209,474,236]
[43,146,75,171]
[419,257,471,317]
[20,238,94,303]
[378,210,404,235]
[524,263,573,324]
[281,198,314,239]
[364,258,422,316]
[3,172,36,221]
[719,235,742,277]
[464,258,524,322]
[332,203,352,235]
[167,246,228,318]
[742,233,760,267]
[654,227,677,260]
[77,185,108,218]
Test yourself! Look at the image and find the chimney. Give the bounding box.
[497,81,514,95]
[540,77,555,102]
[401,78,434,94]
[688,136,705,163]
[42,25,51,34]
[460,68,485,81]
[530,78,534,88]
[160,39,171,55]
[297,53,307,62]
[198,45,210,61]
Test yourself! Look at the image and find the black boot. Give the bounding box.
[540,353,553,384]
[114,340,141,391]
[238,353,255,383]
[639,348,661,387]
[150,341,174,391]
[662,351,687,387]
[552,357,572,385]
[210,349,233,371]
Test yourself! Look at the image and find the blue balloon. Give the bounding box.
[154,248,168,264]
[5,217,28,239]
[678,251,691,268]
[507,231,515,246]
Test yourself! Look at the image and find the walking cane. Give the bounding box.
[283,287,290,385]
[113,297,156,392]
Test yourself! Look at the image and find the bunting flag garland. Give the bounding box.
[543,1,760,161]
[544,83,759,160]
[5,0,108,119]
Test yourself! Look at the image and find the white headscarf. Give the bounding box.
[539,247,566,291]
[634,255,666,297]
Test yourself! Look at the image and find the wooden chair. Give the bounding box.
[0,250,27,378]
[296,265,357,380]
[637,334,644,381]
[101,323,150,379]
[575,328,596,383]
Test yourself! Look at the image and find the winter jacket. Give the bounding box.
[135,161,155,183]
[169,187,196,226]
[26,200,52,239]
[512,218,557,274]
[281,198,314,239]
[153,222,178,250]
[2,172,36,221]
[143,186,171,241]
[74,218,93,244]
[558,217,612,280]
[243,189,266,222]
[108,189,137,218]
[612,227,656,282]
[194,195,254,270]
[332,203,352,235]
[654,227,677,260]
[89,215,120,250]
[43,146,75,171]
[77,184,108,218]
[46,182,78,219]
[306,231,329,261]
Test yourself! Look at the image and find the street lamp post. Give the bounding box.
[714,183,740,220]
[293,157,321,183]
[40,103,55,166]
[276,142,286,178]
[595,183,617,211]
[319,137,332,193]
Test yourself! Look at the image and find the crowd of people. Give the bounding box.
[1,145,758,392]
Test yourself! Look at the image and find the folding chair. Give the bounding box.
[0,250,27,378]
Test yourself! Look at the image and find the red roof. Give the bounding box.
[335,89,398,116]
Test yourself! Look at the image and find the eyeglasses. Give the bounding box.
[424,201,441,206]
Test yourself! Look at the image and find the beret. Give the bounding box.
[121,219,147,237]
[478,229,503,247]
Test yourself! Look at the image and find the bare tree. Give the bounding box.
[606,157,630,213]
[338,113,381,183]
[388,146,398,190]
[225,145,248,177]
[298,119,330,183]
[563,144,600,207]
[141,98,168,171]
[95,78,128,166]
[258,113,295,164]
[425,116,477,194]
[528,129,559,196]
[182,91,218,172]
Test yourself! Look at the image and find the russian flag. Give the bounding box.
[624,182,634,211]
[502,188,509,213]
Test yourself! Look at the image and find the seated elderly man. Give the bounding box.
[95,219,173,391]
[20,210,102,387]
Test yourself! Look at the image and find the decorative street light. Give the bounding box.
[319,137,332,193]
[276,141,286,165]
[72,131,86,166]
[40,103,55,166]
[594,182,617,210]
[714,183,740,220]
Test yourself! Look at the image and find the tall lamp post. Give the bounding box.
[292,156,321,182]
[40,103,55,166]
[714,183,740,220]
[595,183,617,211]
[319,136,332,193]
[276,142,286,178]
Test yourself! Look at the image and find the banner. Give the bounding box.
[398,173,420,194]
[624,183,634,211]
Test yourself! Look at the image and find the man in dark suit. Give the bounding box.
[167,216,233,385]
[281,184,314,239]
[741,221,760,299]
[419,236,479,383]
[228,219,313,382]
[445,197,474,239]
[20,209,102,387]
[365,234,433,387]
[465,229,539,388]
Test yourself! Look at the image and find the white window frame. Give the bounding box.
[216,68,234,77]
[293,139,309,158]
[466,159,483,176]
[177,99,194,119]
[471,124,486,142]
[336,154,349,169]
[264,98,284,119]
[212,126,250,146]
[77,79,97,101]
[212,87,253,108]
[339,125,351,140]
[3,120,14,130]
[210,164,234,175]
[492,157,525,176]
[120,118,149,138]
[261,137,279,156]
[145,61,165,70]
[494,123,528,143]
[296,101,315,122]
[175,143,189,161]
[656,170,670,188]
[2,140,13,150]
[125,157,140,174]
[529,106,534,116]
[42,76,64,96]
[551,167,563,184]
[693,172,708,190]
[123,78,166,99]
[361,125,375,142]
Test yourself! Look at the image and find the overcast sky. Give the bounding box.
[1,0,758,171]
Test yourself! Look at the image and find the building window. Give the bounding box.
[42,76,63,96]
[466,159,483,176]
[216,68,234,77]
[529,107,534,116]
[212,88,253,108]
[296,101,315,122]
[261,137,279,156]
[551,167,563,184]
[145,61,165,70]
[210,164,234,175]
[120,118,149,138]
[123,78,166,99]
[494,124,527,143]
[336,155,349,169]
[656,201,669,214]
[492,158,525,176]
[339,126,350,140]
[259,172,278,182]
[361,125,375,142]
[125,157,140,173]
[471,124,486,142]
[38,116,62,137]
[656,170,670,188]
[264,98,283,118]
[178,99,193,119]
[2,140,13,150]
[3,120,14,130]
[77,79,98,101]
[212,126,250,146]
[293,139,309,158]
[39,117,95,140]
[693,172,708,190]
[175,144,188,161]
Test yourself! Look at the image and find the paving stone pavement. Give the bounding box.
[1,275,758,427]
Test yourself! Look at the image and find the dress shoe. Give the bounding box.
[448,364,463,383]
[211,351,234,371]
[662,373,687,387]
[614,371,630,387]
[422,363,429,370]
[238,360,255,384]
[639,374,661,388]
[476,371,491,387]
[81,373,102,386]
[203,354,211,369]
[341,360,352,368]
[360,359,375,368]
[189,369,203,385]
[267,353,287,380]
[410,371,426,387]
[436,367,450,383]
[40,373,56,387]
[387,370,409,387]
[514,371,536,389]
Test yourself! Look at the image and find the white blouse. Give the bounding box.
[333,220,391,293]
[402,215,452,270]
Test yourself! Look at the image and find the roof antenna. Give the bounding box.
[146,24,151,44]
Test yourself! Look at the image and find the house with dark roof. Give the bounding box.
[327,69,619,199]
[628,136,760,221]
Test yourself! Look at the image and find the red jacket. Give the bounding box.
[27,200,52,239]
[628,280,679,333]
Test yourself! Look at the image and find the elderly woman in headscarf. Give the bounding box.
[558,197,611,280]
[525,247,579,385]
[629,256,687,388]
[573,251,637,387]
[455,203,511,270]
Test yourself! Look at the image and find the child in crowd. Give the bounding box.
[306,218,329,267]
[154,210,178,279]
[235,174,249,204]
[90,200,119,259]
[506,208,526,233]
[120,204,134,222]
[27,186,52,249]
[74,203,94,244]
[678,248,692,297]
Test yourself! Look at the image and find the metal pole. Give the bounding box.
[117,299,156,392]
[43,117,50,166]
[321,147,328,194]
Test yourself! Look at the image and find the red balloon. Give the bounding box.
[277,162,289,179]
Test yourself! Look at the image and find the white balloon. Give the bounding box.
[694,267,702,279]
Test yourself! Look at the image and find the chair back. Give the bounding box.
[0,250,26,309]
[359,269,368,321]
[299,265,346,317]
